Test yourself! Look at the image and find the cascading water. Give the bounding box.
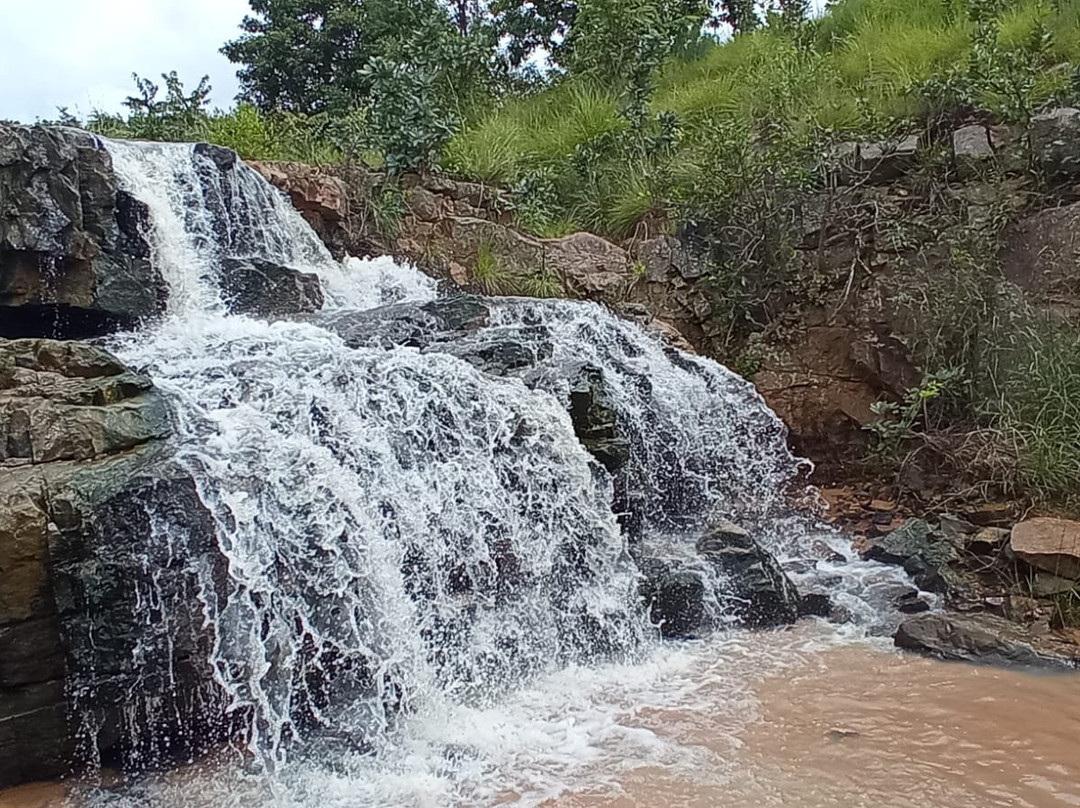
[78,137,911,806]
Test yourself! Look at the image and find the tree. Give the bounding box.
[491,0,802,71]
[222,0,500,170]
[222,0,493,115]
[491,0,578,69]
[222,0,368,113]
[569,0,707,101]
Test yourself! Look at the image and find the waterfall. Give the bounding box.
[90,137,873,798]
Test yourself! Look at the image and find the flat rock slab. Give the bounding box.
[895,612,1080,671]
[1011,518,1080,580]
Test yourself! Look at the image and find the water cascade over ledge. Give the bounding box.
[64,138,907,805]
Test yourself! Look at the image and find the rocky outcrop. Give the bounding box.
[220,257,324,317]
[696,520,800,628]
[1011,518,1080,581]
[0,338,227,787]
[0,125,165,338]
[895,612,1079,670]
[246,161,350,254]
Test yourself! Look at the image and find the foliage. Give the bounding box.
[491,0,578,69]
[866,370,964,461]
[569,0,708,108]
[361,58,455,173]
[994,323,1080,504]
[90,72,213,142]
[221,0,497,171]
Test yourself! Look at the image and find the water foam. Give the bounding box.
[80,136,913,806]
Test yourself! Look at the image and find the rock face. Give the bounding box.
[0,125,166,338]
[1011,518,1080,581]
[696,520,800,628]
[1030,107,1080,176]
[0,338,231,787]
[895,612,1079,670]
[1003,201,1080,318]
[220,257,324,317]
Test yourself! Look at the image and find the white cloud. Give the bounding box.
[0,0,251,123]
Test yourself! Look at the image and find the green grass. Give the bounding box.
[445,0,1080,240]
[994,324,1080,505]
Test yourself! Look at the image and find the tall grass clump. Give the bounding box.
[994,324,1080,506]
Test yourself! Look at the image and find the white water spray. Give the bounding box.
[81,136,911,806]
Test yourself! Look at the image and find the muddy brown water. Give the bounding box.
[5,630,1079,808]
[548,638,1080,808]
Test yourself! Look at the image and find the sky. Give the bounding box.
[0,0,251,123]
[0,0,831,124]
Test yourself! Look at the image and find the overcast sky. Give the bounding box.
[1,1,831,124]
[0,0,251,123]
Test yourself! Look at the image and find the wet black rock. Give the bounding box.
[221,257,324,317]
[638,558,707,638]
[302,294,490,350]
[894,612,1080,670]
[696,520,800,628]
[860,519,956,593]
[565,363,629,474]
[0,338,232,788]
[0,124,166,337]
[798,592,833,618]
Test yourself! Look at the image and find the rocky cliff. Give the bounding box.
[0,125,165,338]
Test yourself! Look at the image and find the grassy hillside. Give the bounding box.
[444,0,1080,237]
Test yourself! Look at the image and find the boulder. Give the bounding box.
[859,519,956,593]
[638,558,707,638]
[894,612,1079,670]
[858,134,920,184]
[1030,107,1080,176]
[220,257,324,317]
[0,124,166,337]
[953,124,994,179]
[696,520,800,628]
[1011,518,1080,581]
